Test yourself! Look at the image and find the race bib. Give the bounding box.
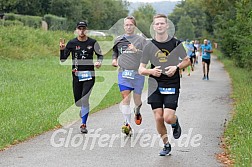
[159,87,176,94]
[77,71,92,81]
[122,70,135,79]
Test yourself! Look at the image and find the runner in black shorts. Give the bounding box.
[139,14,190,156]
[202,58,210,65]
[200,39,213,80]
[190,40,197,69]
[60,21,103,133]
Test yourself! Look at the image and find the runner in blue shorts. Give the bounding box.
[112,16,146,135]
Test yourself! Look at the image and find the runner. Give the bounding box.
[190,40,197,67]
[201,39,213,80]
[60,21,103,133]
[139,14,190,156]
[194,40,201,64]
[112,16,146,135]
[185,39,193,76]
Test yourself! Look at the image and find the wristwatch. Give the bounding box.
[176,65,180,70]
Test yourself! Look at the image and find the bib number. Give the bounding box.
[122,70,135,79]
[159,87,176,94]
[77,71,92,81]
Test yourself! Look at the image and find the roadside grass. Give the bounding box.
[0,26,121,150]
[215,49,252,166]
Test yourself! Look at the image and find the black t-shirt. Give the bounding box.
[141,37,186,89]
[60,37,103,71]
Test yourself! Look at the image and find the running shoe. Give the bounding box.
[159,143,171,156]
[172,118,181,139]
[134,113,142,125]
[134,106,142,125]
[80,124,88,134]
[122,123,132,136]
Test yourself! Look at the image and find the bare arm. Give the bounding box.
[138,63,162,77]
[112,58,118,67]
[165,56,191,77]
[177,56,191,69]
[206,49,213,53]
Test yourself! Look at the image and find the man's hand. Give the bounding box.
[60,38,66,50]
[165,66,177,77]
[94,61,102,69]
[151,66,162,77]
[112,59,118,67]
[128,43,137,52]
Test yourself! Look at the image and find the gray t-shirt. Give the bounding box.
[112,34,146,70]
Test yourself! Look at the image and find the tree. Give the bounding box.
[50,0,128,30]
[84,0,128,30]
[1,0,129,31]
[169,0,206,38]
[176,15,195,40]
[0,0,51,16]
[132,4,156,37]
[201,0,252,69]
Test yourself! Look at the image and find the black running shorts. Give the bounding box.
[202,58,210,65]
[148,89,179,110]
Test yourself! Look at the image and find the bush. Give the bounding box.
[0,20,24,26]
[43,14,67,31]
[5,13,42,28]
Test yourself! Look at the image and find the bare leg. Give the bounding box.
[206,63,210,78]
[121,90,131,105]
[163,108,176,125]
[202,61,206,77]
[133,93,142,107]
[153,108,168,144]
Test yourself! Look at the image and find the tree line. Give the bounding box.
[0,0,156,37]
[1,0,251,69]
[168,0,252,69]
[0,0,129,30]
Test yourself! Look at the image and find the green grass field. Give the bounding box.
[0,26,122,150]
[216,50,252,166]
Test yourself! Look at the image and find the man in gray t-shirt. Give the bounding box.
[113,34,146,70]
[112,16,146,135]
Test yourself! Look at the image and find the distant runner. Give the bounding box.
[201,39,213,80]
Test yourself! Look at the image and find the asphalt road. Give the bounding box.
[0,56,232,167]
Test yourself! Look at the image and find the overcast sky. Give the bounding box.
[127,0,180,2]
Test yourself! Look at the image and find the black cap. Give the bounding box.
[76,21,88,28]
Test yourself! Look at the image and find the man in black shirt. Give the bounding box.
[60,21,103,133]
[139,14,190,156]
